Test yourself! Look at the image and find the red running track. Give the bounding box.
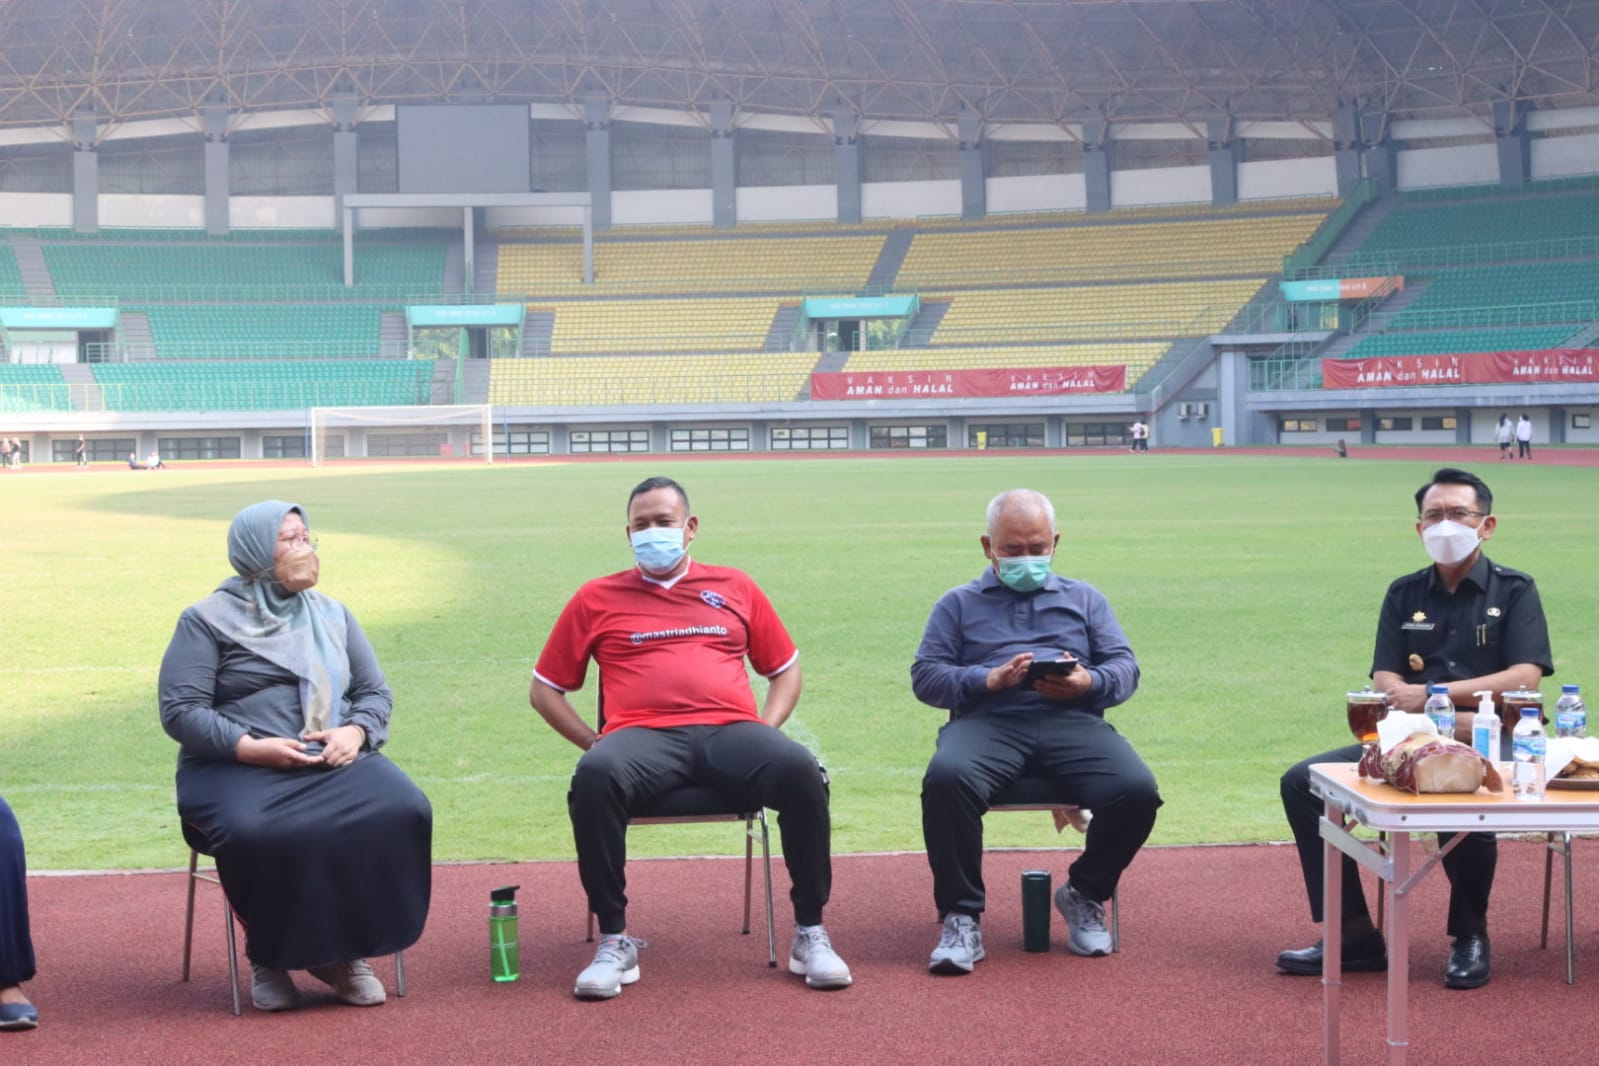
[12,840,1599,1066]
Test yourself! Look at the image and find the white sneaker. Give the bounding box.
[1055,883,1113,957]
[789,925,852,989]
[249,963,301,1012]
[928,914,985,975]
[307,958,387,1006]
[574,934,644,1000]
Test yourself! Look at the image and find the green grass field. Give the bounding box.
[3,453,1595,870]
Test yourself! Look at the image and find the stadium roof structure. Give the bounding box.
[0,0,1594,133]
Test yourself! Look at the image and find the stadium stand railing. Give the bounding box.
[0,364,71,413]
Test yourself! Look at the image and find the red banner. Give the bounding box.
[809,365,1127,401]
[1339,275,1403,300]
[1321,348,1599,389]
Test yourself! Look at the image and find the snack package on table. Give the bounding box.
[1359,712,1504,794]
[1547,736,1599,782]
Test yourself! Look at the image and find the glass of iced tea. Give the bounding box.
[1347,688,1391,749]
[1500,687,1544,732]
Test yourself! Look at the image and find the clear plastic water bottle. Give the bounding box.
[1512,707,1547,801]
[1424,683,1455,739]
[1555,684,1586,739]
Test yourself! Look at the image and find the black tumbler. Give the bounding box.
[1021,870,1052,952]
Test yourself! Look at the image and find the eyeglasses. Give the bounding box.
[278,533,319,551]
[1418,508,1484,525]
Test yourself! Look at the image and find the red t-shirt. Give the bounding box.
[535,561,798,734]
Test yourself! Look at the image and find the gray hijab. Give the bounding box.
[192,499,350,734]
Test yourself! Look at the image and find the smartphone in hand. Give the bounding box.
[1024,658,1079,687]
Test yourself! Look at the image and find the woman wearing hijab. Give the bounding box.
[159,500,432,1013]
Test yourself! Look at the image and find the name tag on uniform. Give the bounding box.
[1401,622,1436,631]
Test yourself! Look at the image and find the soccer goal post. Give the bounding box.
[308,404,494,466]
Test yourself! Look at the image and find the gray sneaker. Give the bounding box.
[789,925,852,989]
[928,914,985,975]
[307,958,387,1006]
[574,934,645,1000]
[250,963,301,1012]
[1055,883,1112,957]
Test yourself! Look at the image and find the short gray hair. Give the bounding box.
[985,489,1056,536]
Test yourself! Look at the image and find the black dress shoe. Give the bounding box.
[1444,933,1491,989]
[1275,932,1388,976]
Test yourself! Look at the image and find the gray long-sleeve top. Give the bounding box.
[158,603,392,762]
[911,568,1139,718]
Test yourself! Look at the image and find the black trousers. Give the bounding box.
[921,711,1161,917]
[0,795,36,988]
[1280,739,1505,939]
[569,721,832,934]
[1518,440,1532,459]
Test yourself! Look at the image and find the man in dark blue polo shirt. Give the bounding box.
[912,488,1160,974]
[1277,467,1553,990]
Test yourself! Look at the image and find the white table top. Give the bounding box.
[1309,761,1599,834]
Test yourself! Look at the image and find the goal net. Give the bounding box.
[308,404,494,466]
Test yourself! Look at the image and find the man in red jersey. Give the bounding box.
[531,476,850,1000]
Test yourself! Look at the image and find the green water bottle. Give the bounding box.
[490,885,520,982]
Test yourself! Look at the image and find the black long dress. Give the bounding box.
[0,795,35,987]
[159,605,432,971]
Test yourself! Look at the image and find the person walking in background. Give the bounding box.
[1492,414,1512,462]
[0,438,10,471]
[1129,420,1149,452]
[0,794,40,1031]
[5,439,18,469]
[1515,413,1533,461]
[73,436,87,467]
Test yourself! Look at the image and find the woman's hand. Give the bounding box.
[235,735,324,769]
[302,725,366,769]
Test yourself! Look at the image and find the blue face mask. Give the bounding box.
[994,554,1052,592]
[631,525,687,575]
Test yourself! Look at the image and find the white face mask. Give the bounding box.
[1422,520,1480,566]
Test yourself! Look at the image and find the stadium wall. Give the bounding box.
[1,192,69,226]
[1237,157,1339,200]
[1531,132,1599,180]
[862,179,962,218]
[8,394,1598,464]
[986,173,1089,214]
[101,194,201,227]
[231,196,338,229]
[0,115,1594,229]
[1396,143,1501,191]
[613,188,714,226]
[734,185,841,222]
[1112,164,1211,207]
